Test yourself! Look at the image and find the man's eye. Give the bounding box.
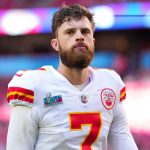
[67,31,74,34]
[82,30,90,34]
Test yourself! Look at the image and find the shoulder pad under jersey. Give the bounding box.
[7,70,34,107]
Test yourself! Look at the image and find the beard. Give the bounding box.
[59,42,94,69]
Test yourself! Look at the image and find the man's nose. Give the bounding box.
[75,31,84,42]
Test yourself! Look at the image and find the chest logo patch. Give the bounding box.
[101,88,116,110]
[44,92,63,106]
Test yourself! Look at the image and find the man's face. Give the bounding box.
[53,17,95,69]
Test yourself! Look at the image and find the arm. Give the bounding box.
[108,103,138,150]
[7,106,38,150]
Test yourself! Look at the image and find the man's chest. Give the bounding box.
[34,87,114,141]
[33,75,120,149]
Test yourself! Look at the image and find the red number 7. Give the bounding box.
[69,112,102,150]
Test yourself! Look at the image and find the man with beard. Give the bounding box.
[6,4,138,150]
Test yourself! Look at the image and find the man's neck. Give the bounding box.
[57,63,90,85]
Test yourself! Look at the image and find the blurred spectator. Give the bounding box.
[112,53,129,78]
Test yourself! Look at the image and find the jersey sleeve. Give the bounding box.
[7,70,34,107]
[108,71,138,150]
[108,102,138,150]
[7,71,40,150]
[7,106,38,150]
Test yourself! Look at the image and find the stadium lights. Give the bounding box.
[90,6,115,29]
[1,9,41,35]
[144,10,150,28]
[0,2,150,35]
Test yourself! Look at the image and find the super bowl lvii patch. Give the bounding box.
[44,92,63,106]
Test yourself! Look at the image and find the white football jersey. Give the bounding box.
[7,66,138,150]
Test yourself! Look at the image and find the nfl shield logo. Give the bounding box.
[101,88,116,110]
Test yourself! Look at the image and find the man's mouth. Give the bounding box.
[74,43,87,51]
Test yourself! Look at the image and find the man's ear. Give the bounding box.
[51,39,59,52]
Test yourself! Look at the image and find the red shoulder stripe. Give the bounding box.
[8,87,34,95]
[120,87,126,102]
[7,87,34,103]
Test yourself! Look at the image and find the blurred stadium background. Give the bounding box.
[0,0,150,149]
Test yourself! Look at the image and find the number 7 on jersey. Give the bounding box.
[69,112,102,150]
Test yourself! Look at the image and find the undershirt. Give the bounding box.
[74,77,90,91]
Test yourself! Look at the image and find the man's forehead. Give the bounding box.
[59,17,92,30]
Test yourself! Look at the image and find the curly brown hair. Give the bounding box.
[52,4,95,38]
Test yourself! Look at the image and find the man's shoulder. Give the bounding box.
[10,65,52,81]
[90,67,120,79]
[90,66,125,91]
[90,67,126,103]
[7,66,53,108]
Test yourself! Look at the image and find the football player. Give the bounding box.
[7,4,138,150]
